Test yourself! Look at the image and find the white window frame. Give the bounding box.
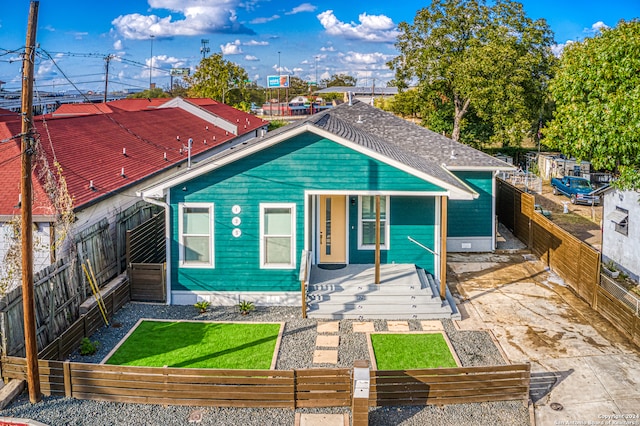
[178,202,215,268]
[358,195,390,250]
[260,203,296,269]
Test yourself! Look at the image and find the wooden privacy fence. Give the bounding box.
[496,178,600,301]
[496,178,640,347]
[0,258,82,357]
[116,202,159,273]
[0,357,529,409]
[38,278,130,361]
[371,364,530,407]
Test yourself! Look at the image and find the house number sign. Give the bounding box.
[232,228,242,238]
[232,217,241,226]
[231,205,242,214]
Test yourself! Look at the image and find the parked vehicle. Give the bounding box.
[550,176,600,205]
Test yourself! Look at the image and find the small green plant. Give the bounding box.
[604,260,617,271]
[79,337,100,356]
[194,300,211,314]
[237,300,255,315]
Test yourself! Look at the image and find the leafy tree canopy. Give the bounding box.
[389,0,555,146]
[186,54,250,107]
[321,73,357,87]
[545,20,640,189]
[127,87,170,99]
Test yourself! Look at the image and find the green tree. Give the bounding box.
[127,87,170,99]
[289,76,313,97]
[389,0,555,146]
[321,73,357,87]
[545,20,640,189]
[186,54,250,106]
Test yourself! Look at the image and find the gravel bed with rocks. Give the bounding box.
[2,303,530,425]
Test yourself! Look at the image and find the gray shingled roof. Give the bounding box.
[323,100,513,169]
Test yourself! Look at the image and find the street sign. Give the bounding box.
[170,68,190,76]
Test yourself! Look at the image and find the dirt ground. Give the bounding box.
[533,183,602,250]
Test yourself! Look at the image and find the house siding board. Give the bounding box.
[448,171,493,237]
[348,196,436,273]
[169,133,444,293]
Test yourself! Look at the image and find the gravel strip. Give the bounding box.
[3,303,529,425]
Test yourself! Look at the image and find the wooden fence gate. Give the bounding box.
[126,212,166,302]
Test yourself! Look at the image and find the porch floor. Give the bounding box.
[306,264,460,320]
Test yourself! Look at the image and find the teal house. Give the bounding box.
[139,100,512,310]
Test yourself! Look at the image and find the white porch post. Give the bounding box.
[375,195,381,285]
[440,195,448,299]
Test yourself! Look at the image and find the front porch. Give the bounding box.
[306,263,460,320]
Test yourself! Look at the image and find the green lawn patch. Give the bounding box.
[370,333,458,370]
[104,320,282,369]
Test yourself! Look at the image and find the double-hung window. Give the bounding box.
[178,203,214,267]
[260,203,296,268]
[358,195,390,249]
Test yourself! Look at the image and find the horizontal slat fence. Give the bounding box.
[295,368,351,408]
[0,357,528,409]
[128,263,166,303]
[371,364,530,407]
[496,178,640,349]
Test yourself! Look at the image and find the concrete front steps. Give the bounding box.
[306,264,460,320]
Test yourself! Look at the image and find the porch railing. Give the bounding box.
[299,250,312,318]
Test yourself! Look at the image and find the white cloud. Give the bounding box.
[293,67,304,73]
[142,54,186,78]
[342,51,391,65]
[320,46,335,52]
[245,55,259,61]
[43,25,55,32]
[272,64,293,74]
[551,40,574,57]
[300,60,309,65]
[221,40,243,55]
[113,39,124,50]
[250,15,280,24]
[243,40,269,46]
[112,0,254,40]
[69,31,89,40]
[317,10,399,42]
[589,21,609,32]
[286,3,317,15]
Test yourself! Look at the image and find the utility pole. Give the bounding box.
[21,0,41,403]
[200,39,210,60]
[103,54,112,103]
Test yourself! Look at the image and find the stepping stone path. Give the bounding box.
[313,322,340,365]
[312,320,445,365]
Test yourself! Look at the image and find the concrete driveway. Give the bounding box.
[449,252,640,425]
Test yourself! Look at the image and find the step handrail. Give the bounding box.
[407,236,439,258]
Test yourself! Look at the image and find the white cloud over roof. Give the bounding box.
[317,10,399,42]
[112,0,254,40]
[221,40,243,55]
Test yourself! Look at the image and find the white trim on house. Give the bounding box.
[303,190,449,196]
[445,165,516,171]
[357,195,390,250]
[178,202,215,268]
[259,203,297,269]
[138,123,478,201]
[492,172,497,250]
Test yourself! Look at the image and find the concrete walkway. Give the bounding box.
[450,252,640,425]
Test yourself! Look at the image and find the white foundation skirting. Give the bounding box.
[171,291,302,306]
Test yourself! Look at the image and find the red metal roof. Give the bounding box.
[1,100,261,215]
[0,122,55,217]
[183,98,268,134]
[52,103,113,116]
[0,108,20,122]
[107,98,169,111]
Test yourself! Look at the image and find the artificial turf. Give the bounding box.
[370,333,458,370]
[105,320,280,369]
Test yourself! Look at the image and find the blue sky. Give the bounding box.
[1,0,638,94]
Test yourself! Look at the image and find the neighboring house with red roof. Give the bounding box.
[0,98,268,291]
